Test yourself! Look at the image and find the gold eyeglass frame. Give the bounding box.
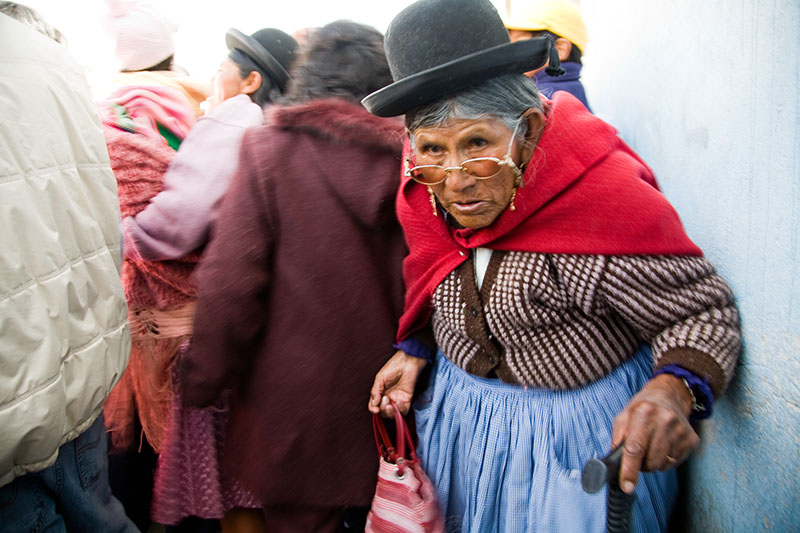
[404,119,524,186]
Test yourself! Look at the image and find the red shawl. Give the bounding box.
[102,126,200,309]
[396,92,702,341]
[102,125,199,453]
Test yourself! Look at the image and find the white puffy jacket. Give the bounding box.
[0,15,131,487]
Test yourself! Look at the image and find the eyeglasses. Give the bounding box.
[405,120,523,186]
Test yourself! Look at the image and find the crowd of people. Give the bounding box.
[1,0,741,532]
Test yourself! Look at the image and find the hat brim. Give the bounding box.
[362,38,551,117]
[225,28,290,91]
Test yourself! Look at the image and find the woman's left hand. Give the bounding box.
[611,374,700,494]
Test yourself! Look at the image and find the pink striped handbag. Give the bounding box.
[365,403,445,533]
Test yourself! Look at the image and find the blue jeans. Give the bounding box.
[0,414,139,532]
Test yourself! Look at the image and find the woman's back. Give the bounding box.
[179,21,407,517]
[184,97,405,505]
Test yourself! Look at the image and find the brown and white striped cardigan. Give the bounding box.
[431,250,740,398]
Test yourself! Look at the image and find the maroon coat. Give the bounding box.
[180,99,407,507]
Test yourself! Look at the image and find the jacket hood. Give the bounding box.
[267,98,405,152]
[266,98,405,227]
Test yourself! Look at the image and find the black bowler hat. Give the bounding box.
[362,0,563,117]
[225,28,298,92]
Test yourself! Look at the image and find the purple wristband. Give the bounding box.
[393,338,434,364]
[653,364,714,420]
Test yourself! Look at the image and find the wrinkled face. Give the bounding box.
[207,58,247,111]
[412,118,522,229]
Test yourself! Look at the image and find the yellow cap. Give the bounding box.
[504,0,588,53]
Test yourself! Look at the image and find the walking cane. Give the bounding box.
[582,443,637,533]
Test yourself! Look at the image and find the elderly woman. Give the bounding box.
[179,21,406,533]
[366,0,741,531]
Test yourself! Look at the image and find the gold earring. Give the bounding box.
[508,176,521,212]
[427,186,438,216]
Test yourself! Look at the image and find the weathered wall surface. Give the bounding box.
[579,1,799,530]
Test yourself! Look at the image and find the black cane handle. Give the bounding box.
[581,443,624,493]
[582,443,637,533]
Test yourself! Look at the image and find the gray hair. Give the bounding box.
[406,73,542,147]
[0,2,66,44]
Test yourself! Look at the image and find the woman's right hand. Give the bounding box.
[368,349,428,417]
[612,373,699,494]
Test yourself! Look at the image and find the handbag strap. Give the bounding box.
[371,401,418,475]
[373,411,397,462]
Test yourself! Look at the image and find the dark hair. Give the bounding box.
[529,30,582,64]
[0,1,66,44]
[139,55,174,72]
[281,20,392,104]
[228,48,282,108]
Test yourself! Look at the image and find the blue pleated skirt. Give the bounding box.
[413,346,677,533]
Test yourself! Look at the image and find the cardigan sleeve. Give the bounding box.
[179,132,274,407]
[125,98,263,261]
[592,255,741,398]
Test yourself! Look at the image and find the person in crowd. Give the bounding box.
[99,74,196,533]
[101,24,296,532]
[365,0,741,531]
[0,1,65,42]
[105,0,209,116]
[179,20,405,533]
[504,0,592,111]
[131,28,298,533]
[124,26,296,261]
[0,11,136,532]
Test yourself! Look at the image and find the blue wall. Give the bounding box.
[580,0,800,530]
